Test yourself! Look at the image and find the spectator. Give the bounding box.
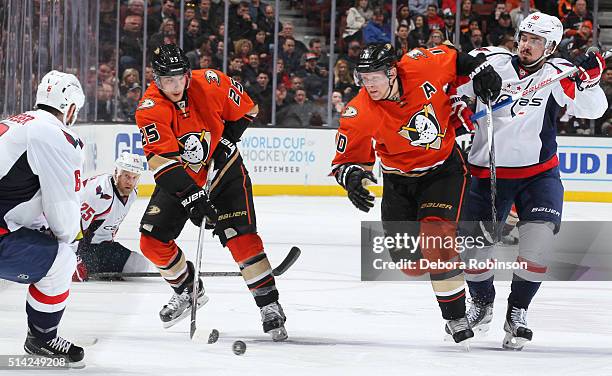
[280,22,308,58]
[597,67,612,136]
[228,1,257,43]
[334,59,359,103]
[563,0,593,37]
[98,63,114,85]
[297,53,328,100]
[144,66,154,88]
[441,10,457,44]
[248,71,272,115]
[214,40,225,68]
[279,37,302,73]
[275,84,290,114]
[126,0,144,17]
[343,0,373,46]
[119,15,143,72]
[484,1,507,33]
[308,38,329,68]
[559,20,594,62]
[198,0,221,37]
[427,4,445,30]
[149,0,177,35]
[461,28,485,53]
[426,29,444,48]
[288,75,305,101]
[395,23,410,54]
[243,53,261,87]
[199,54,213,69]
[234,39,254,66]
[331,91,345,128]
[186,36,214,69]
[253,29,272,62]
[409,0,435,17]
[459,0,476,33]
[558,0,573,20]
[487,12,514,47]
[460,18,481,48]
[408,15,430,49]
[441,0,457,14]
[340,40,362,71]
[496,32,515,52]
[149,18,176,52]
[119,68,140,96]
[258,5,281,38]
[363,8,391,44]
[89,82,115,122]
[396,4,412,30]
[277,89,323,127]
[248,0,266,25]
[183,18,201,53]
[228,55,244,81]
[119,83,142,122]
[183,2,197,24]
[276,58,292,89]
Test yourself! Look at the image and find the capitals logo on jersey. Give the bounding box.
[398,104,446,150]
[177,130,212,173]
[95,185,112,200]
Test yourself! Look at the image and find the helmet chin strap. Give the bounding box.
[382,73,398,101]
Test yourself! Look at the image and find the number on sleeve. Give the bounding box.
[74,170,81,192]
[228,88,241,106]
[336,133,348,154]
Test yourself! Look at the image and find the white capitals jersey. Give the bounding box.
[0,110,83,243]
[79,174,137,244]
[458,47,608,179]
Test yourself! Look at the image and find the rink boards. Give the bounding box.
[73,124,612,202]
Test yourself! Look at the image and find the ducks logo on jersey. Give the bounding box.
[398,104,446,150]
[177,130,212,173]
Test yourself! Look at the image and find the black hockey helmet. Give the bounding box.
[151,44,190,77]
[355,43,399,74]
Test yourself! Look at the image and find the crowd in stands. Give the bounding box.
[87,0,608,134]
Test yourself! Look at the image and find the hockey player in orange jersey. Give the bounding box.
[331,43,501,344]
[135,44,287,340]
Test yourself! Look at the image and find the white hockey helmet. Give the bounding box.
[516,12,563,57]
[115,152,145,174]
[35,70,85,126]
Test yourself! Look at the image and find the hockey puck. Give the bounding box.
[207,329,219,344]
[232,340,246,355]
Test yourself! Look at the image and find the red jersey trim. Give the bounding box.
[469,155,559,179]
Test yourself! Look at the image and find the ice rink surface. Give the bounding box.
[1,197,612,375]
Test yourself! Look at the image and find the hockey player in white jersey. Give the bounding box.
[0,71,86,363]
[73,152,149,281]
[457,12,607,350]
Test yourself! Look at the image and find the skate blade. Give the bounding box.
[472,323,490,337]
[162,295,210,329]
[502,332,530,351]
[267,327,288,342]
[443,334,472,351]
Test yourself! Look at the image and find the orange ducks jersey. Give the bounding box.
[135,69,254,187]
[332,45,459,175]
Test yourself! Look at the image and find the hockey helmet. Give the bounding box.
[516,12,563,56]
[354,43,400,86]
[151,44,191,77]
[115,152,145,174]
[35,70,85,126]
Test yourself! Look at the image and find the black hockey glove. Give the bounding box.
[470,54,502,104]
[335,164,378,212]
[179,185,218,227]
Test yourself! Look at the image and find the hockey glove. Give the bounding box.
[179,184,218,227]
[574,50,606,90]
[335,164,378,212]
[450,94,475,135]
[470,54,502,104]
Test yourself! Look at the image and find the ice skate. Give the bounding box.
[466,298,494,335]
[24,330,84,366]
[160,279,209,328]
[502,305,533,351]
[260,301,288,341]
[444,317,474,348]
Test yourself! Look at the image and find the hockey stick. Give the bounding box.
[486,100,498,243]
[88,247,302,279]
[471,48,612,122]
[190,219,207,339]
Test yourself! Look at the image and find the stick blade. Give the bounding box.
[272,246,301,276]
